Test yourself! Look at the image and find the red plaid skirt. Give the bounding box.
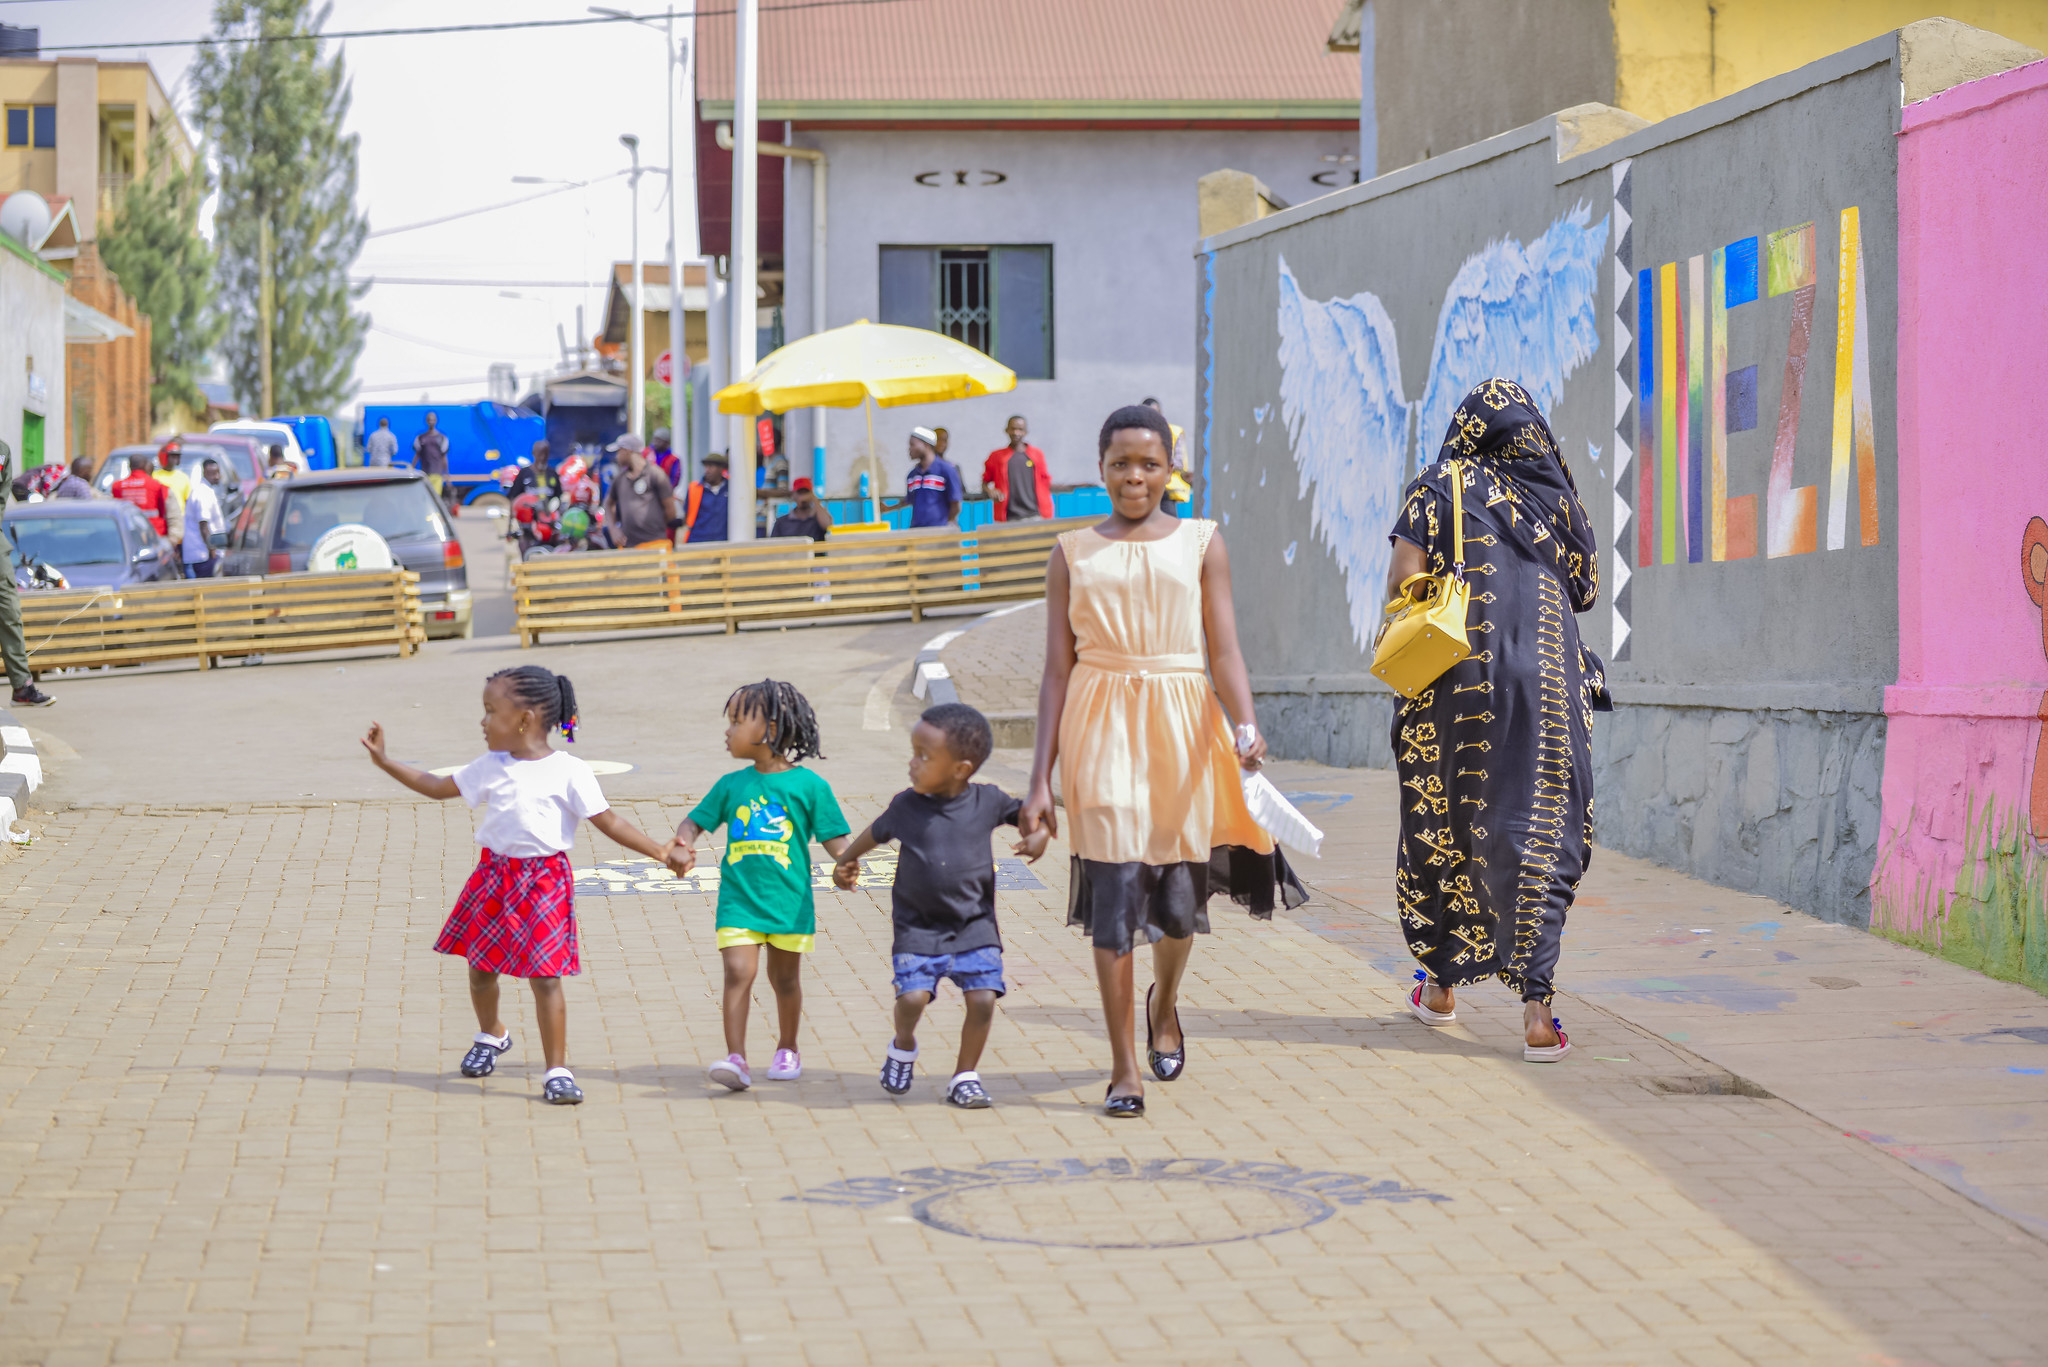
[434,850,580,977]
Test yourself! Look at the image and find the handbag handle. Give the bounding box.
[1447,459,1466,581]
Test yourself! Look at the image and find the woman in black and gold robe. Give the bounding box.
[1384,378,1608,1062]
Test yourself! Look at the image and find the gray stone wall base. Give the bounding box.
[1254,689,1884,928]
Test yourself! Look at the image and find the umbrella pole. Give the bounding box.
[865,396,881,525]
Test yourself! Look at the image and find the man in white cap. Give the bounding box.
[885,425,963,529]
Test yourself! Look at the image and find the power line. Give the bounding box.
[366,171,627,240]
[32,0,938,53]
[352,277,610,288]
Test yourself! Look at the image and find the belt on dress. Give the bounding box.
[1075,650,1206,679]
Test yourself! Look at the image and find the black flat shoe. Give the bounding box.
[1146,982,1186,1082]
[1104,1084,1145,1118]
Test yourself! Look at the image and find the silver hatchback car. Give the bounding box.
[217,467,473,638]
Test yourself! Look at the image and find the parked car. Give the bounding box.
[219,467,472,638]
[210,420,309,473]
[3,500,180,589]
[94,444,164,496]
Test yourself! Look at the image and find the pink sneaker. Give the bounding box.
[767,1048,802,1080]
[708,1054,751,1091]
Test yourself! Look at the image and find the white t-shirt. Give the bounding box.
[453,750,609,857]
[182,479,224,563]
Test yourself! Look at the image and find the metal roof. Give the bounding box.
[694,0,1360,122]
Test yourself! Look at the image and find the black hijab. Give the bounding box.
[1430,377,1598,611]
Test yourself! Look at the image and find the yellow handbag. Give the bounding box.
[1369,460,1472,699]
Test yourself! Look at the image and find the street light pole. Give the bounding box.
[621,133,645,438]
[728,0,758,541]
[666,16,690,462]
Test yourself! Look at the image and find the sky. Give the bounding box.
[3,0,698,414]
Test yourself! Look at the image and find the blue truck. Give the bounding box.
[270,416,341,470]
[354,402,548,503]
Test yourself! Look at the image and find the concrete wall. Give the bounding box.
[777,126,1357,499]
[1878,57,2048,940]
[1372,0,1615,174]
[1196,35,1918,925]
[0,234,67,469]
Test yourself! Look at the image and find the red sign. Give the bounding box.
[653,349,687,385]
[756,417,777,457]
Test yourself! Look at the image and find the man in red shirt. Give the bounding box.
[980,415,1053,522]
[112,451,170,534]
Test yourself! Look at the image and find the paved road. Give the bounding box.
[3,614,2046,1365]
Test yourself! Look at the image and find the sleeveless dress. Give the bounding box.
[1057,518,1306,953]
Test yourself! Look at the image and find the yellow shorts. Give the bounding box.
[716,927,814,953]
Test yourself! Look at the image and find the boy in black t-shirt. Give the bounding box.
[835,703,1048,1107]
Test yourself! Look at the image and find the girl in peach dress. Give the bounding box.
[1021,406,1304,1117]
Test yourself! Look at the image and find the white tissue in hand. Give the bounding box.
[1241,771,1322,857]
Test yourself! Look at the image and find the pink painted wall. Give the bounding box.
[1880,57,2048,923]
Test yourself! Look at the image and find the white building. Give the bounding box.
[693,0,1360,499]
[0,224,65,474]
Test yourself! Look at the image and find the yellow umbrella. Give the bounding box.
[715,320,1016,526]
[715,319,1015,415]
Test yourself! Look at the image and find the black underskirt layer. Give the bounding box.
[1067,846,1309,955]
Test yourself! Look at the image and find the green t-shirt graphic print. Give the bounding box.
[688,766,850,936]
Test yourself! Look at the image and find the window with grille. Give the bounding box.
[879,245,1052,380]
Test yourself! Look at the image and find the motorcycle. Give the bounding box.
[13,555,70,591]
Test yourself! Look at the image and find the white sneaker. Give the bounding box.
[708,1054,752,1091]
[767,1048,802,1080]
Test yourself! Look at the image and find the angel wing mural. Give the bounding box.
[1275,202,1609,651]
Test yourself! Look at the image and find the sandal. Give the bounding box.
[542,1073,583,1105]
[1104,1084,1145,1119]
[1408,972,1456,1026]
[1523,1018,1572,1063]
[460,1031,512,1077]
[1146,982,1186,1082]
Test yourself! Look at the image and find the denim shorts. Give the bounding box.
[891,944,1005,998]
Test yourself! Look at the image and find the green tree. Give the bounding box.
[191,0,368,416]
[97,130,224,423]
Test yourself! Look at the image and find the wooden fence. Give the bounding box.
[21,570,425,671]
[512,516,1084,645]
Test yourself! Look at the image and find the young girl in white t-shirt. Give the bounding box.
[363,665,685,1105]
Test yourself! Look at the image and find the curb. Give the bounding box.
[934,600,1041,747]
[0,706,41,841]
[911,628,964,707]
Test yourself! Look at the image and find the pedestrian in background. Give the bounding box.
[981,415,1052,522]
[770,477,832,540]
[1020,405,1301,1118]
[267,446,291,479]
[414,412,453,511]
[52,457,94,500]
[113,451,171,535]
[1387,378,1606,1062]
[0,441,53,707]
[364,417,398,468]
[648,427,681,487]
[683,453,731,543]
[361,666,686,1106]
[1142,397,1194,506]
[602,435,678,550]
[154,444,189,537]
[885,427,963,529]
[181,458,225,579]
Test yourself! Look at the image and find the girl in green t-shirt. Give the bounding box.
[672,680,851,1092]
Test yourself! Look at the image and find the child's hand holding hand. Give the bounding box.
[832,856,861,891]
[360,721,387,766]
[1015,825,1051,862]
[662,839,695,878]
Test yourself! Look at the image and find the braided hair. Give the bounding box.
[1098,404,1175,458]
[488,665,581,742]
[726,678,823,762]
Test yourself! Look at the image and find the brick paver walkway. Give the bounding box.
[4,619,2046,1364]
